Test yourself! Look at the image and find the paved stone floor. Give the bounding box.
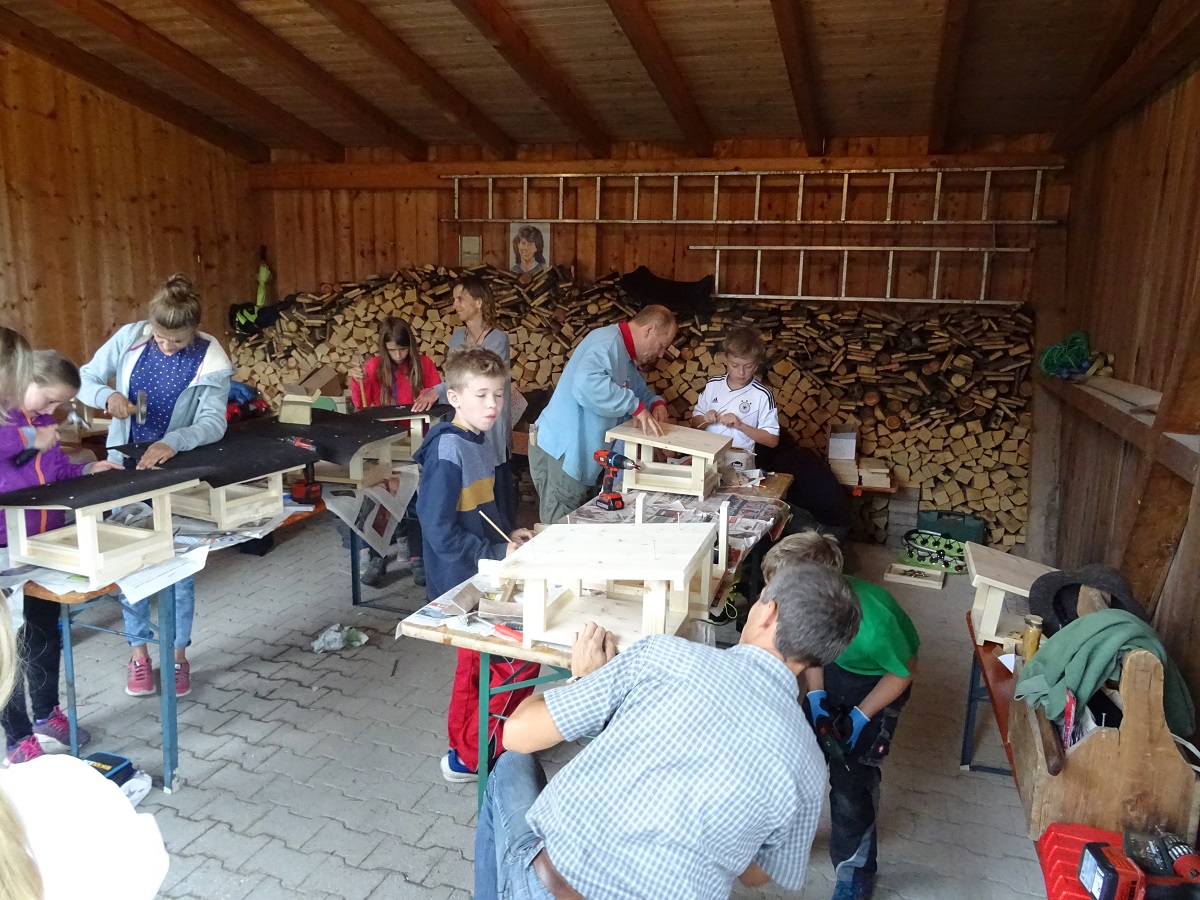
[62,513,1045,898]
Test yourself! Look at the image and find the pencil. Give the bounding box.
[478,510,511,543]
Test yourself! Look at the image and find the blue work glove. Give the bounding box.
[806,690,830,728]
[845,706,871,750]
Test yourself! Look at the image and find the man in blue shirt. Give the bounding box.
[474,562,863,900]
[529,305,676,524]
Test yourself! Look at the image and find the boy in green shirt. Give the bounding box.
[762,531,920,900]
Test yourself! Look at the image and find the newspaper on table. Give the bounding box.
[115,547,209,603]
[324,465,419,558]
[403,573,497,632]
[565,488,784,546]
[401,571,566,643]
[171,500,314,552]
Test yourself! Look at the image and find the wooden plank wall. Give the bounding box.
[260,136,1064,300]
[1058,58,1200,567]
[1057,57,1200,699]
[0,42,255,366]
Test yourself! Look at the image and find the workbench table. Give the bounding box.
[21,502,329,792]
[399,473,793,806]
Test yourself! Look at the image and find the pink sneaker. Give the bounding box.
[5,735,44,764]
[174,661,191,698]
[32,706,91,752]
[126,658,156,697]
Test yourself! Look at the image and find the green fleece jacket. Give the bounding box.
[1014,608,1194,736]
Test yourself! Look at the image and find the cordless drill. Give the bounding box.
[593,449,640,511]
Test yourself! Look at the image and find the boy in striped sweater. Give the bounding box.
[414,348,535,782]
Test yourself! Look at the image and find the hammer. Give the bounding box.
[13,400,104,467]
[126,390,148,426]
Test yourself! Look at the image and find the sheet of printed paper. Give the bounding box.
[115,547,209,603]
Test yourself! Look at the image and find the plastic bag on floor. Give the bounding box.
[311,624,369,653]
[123,770,153,807]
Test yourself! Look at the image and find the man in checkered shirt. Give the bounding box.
[474,562,862,899]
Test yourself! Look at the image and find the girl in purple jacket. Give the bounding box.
[1,351,121,764]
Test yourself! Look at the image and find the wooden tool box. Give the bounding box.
[1009,648,1200,841]
[603,422,732,500]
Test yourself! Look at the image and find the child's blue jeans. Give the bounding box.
[121,576,195,650]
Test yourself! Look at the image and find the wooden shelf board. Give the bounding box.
[498,523,717,582]
[604,422,732,460]
[1037,374,1198,485]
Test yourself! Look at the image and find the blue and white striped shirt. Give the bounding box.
[528,635,825,899]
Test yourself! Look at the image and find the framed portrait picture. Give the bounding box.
[509,222,551,276]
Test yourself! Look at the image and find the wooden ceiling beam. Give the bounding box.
[303,0,514,159]
[1079,0,1164,97]
[927,0,970,155]
[603,0,712,157]
[172,0,426,158]
[768,0,824,156]
[1055,1,1200,154]
[46,0,342,161]
[447,0,611,159]
[0,6,268,161]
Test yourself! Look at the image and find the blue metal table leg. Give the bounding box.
[158,587,179,792]
[60,602,79,757]
[960,652,1011,776]
[349,531,363,607]
[960,653,982,769]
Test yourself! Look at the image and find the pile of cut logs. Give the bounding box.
[230,265,1033,546]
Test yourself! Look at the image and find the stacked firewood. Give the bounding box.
[230,265,1033,546]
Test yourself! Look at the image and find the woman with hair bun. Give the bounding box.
[79,273,233,700]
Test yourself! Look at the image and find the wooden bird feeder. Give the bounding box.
[603,422,732,500]
[495,518,726,650]
[2,480,199,587]
[170,468,302,530]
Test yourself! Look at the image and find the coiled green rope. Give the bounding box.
[1039,331,1094,378]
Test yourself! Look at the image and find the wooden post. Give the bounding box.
[522,579,547,649]
[1026,387,1063,565]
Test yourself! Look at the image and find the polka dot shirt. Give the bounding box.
[129,337,209,444]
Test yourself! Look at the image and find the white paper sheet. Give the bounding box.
[115,547,209,603]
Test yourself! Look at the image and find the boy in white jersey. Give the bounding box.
[690,326,780,452]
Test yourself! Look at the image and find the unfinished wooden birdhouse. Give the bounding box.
[368,410,438,461]
[170,468,301,530]
[495,521,721,650]
[2,480,199,588]
[603,422,732,500]
[279,385,318,426]
[313,435,407,489]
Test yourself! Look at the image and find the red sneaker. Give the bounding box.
[5,735,44,764]
[174,661,191,697]
[126,658,156,697]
